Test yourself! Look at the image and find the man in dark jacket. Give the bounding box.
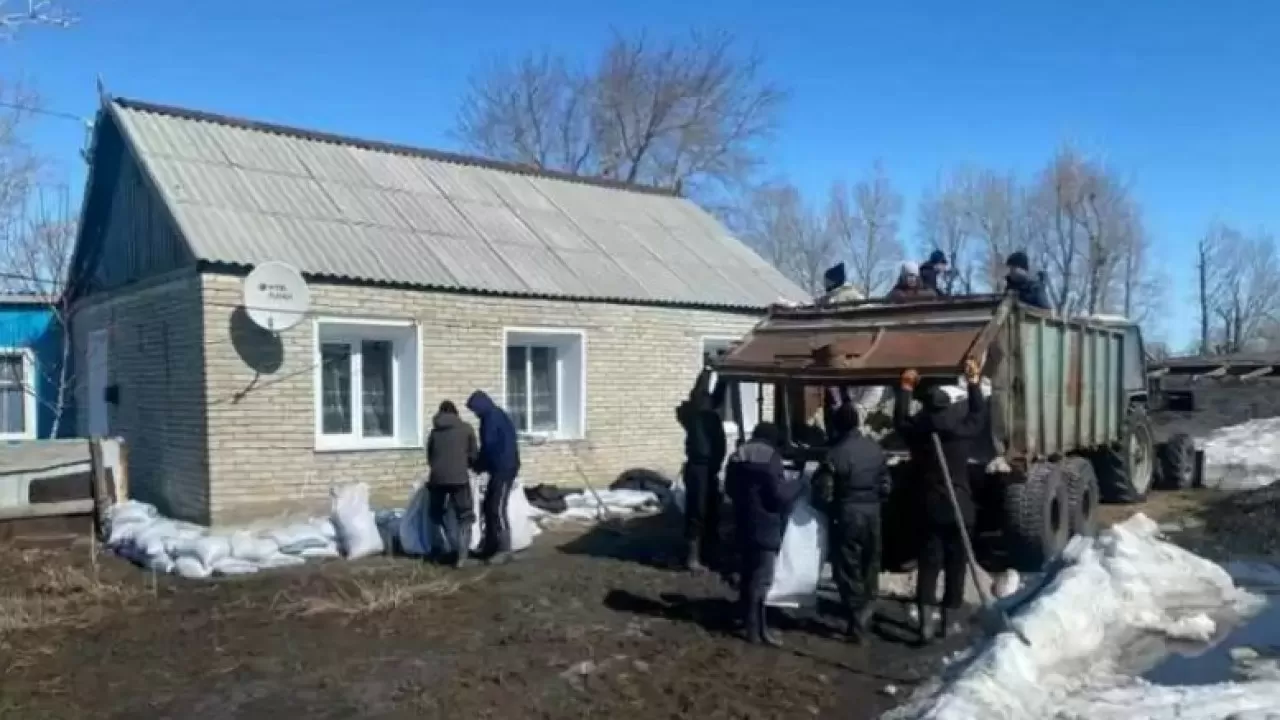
[465,390,521,565]
[920,249,950,296]
[676,369,728,571]
[725,422,802,646]
[1004,251,1052,310]
[427,400,480,568]
[893,360,987,643]
[812,403,891,644]
[886,262,939,302]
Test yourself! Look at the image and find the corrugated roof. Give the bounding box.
[106,98,807,310]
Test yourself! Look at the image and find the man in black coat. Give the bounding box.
[1004,251,1052,310]
[812,402,891,644]
[893,360,988,643]
[426,400,480,567]
[921,249,950,296]
[725,422,803,646]
[676,369,728,571]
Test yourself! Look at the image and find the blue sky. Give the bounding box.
[3,0,1278,349]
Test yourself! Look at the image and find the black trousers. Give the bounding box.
[739,546,778,624]
[916,522,969,609]
[683,463,721,561]
[481,470,516,556]
[427,484,475,552]
[830,503,882,621]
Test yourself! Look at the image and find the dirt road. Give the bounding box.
[1,514,970,720]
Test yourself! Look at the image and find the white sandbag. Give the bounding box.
[229,531,280,564]
[174,556,212,579]
[211,557,260,576]
[398,484,433,557]
[258,553,307,569]
[147,554,175,574]
[330,483,384,560]
[108,500,156,528]
[467,477,535,552]
[766,497,828,609]
[192,535,231,568]
[309,516,338,541]
[263,523,331,554]
[299,544,340,559]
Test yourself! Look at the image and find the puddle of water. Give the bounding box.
[1142,559,1280,686]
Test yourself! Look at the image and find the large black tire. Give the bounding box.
[1004,462,1071,572]
[1096,404,1156,504]
[1156,433,1196,490]
[1063,455,1100,538]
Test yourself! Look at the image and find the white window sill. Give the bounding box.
[314,437,425,453]
[0,432,34,442]
[518,432,583,445]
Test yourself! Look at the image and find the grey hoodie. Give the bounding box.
[427,411,479,487]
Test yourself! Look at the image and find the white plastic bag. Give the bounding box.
[766,498,828,609]
[399,484,434,557]
[258,553,307,569]
[229,531,280,564]
[264,523,331,554]
[300,544,340,559]
[468,477,535,553]
[211,557,260,576]
[330,483,384,560]
[193,535,231,568]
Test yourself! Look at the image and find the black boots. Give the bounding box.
[743,600,782,647]
[454,524,472,569]
[847,604,876,644]
[917,603,939,645]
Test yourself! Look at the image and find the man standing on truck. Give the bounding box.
[1004,251,1052,310]
[920,250,950,295]
[812,402,892,644]
[676,369,728,571]
[886,262,939,302]
[893,360,987,644]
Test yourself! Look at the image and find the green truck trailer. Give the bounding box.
[708,293,1155,572]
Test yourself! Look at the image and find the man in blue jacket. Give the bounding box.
[466,390,522,565]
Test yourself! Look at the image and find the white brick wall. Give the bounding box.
[200,273,766,524]
[71,272,211,523]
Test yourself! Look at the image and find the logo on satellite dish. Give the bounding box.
[243,262,311,333]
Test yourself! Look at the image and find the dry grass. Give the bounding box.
[0,548,142,635]
[274,566,489,618]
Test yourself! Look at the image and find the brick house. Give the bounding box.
[68,97,804,526]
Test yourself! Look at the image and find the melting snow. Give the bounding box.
[883,515,1280,720]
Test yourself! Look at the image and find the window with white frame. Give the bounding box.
[0,349,34,440]
[701,337,760,437]
[503,329,585,439]
[314,319,421,451]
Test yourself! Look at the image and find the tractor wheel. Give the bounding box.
[1004,462,1071,572]
[1156,432,1196,490]
[1063,455,1100,538]
[1096,404,1156,504]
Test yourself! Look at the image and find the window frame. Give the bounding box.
[0,347,36,441]
[699,335,760,438]
[312,317,423,453]
[501,327,587,441]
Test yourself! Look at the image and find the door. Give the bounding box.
[87,329,109,437]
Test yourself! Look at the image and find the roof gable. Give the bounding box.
[103,98,807,310]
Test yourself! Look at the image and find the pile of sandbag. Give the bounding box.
[396,476,540,556]
[106,482,385,579]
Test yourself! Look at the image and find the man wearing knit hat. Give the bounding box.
[1003,251,1051,310]
[921,249,950,295]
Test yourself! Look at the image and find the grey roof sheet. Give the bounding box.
[108,99,807,309]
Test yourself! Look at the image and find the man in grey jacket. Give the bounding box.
[427,400,480,568]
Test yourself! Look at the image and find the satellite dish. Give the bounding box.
[243,262,310,332]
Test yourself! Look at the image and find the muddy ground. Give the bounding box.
[1,513,979,720]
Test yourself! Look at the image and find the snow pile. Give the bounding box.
[885,514,1276,720]
[1201,417,1280,490]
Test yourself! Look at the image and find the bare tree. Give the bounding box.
[731,181,835,295]
[826,162,904,296]
[1198,223,1280,353]
[454,29,787,205]
[1,0,75,38]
